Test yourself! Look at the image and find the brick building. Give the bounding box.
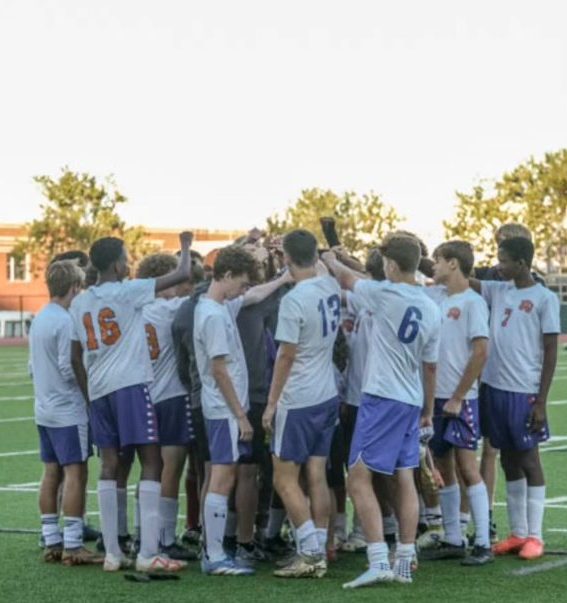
[0,223,244,335]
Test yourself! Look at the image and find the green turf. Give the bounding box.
[1,345,566,602]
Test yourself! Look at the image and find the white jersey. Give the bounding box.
[425,286,489,400]
[29,302,88,428]
[275,276,340,409]
[481,281,560,393]
[344,291,373,407]
[354,280,442,408]
[193,296,248,420]
[69,279,155,400]
[143,297,187,404]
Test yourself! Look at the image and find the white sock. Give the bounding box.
[225,509,237,538]
[383,514,398,537]
[159,497,179,547]
[425,505,443,527]
[439,484,461,545]
[367,541,390,569]
[468,482,490,548]
[296,520,319,556]
[527,485,546,541]
[204,492,228,563]
[139,480,161,559]
[351,510,364,538]
[506,479,528,538]
[98,480,121,557]
[117,488,128,537]
[315,528,327,553]
[335,512,347,539]
[134,495,141,540]
[266,508,286,539]
[63,516,83,549]
[395,542,416,560]
[41,514,61,547]
[418,496,426,525]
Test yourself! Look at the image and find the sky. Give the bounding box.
[0,0,566,247]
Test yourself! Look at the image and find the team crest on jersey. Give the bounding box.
[519,300,534,313]
[447,307,461,320]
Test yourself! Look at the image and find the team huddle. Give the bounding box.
[28,222,560,588]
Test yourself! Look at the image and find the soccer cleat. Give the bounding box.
[96,534,134,556]
[201,555,255,576]
[235,543,268,566]
[263,535,295,558]
[160,542,198,561]
[275,550,300,568]
[393,557,413,584]
[83,524,101,542]
[43,544,63,563]
[461,545,495,566]
[342,565,394,589]
[273,553,327,578]
[61,547,104,566]
[492,535,529,556]
[418,538,466,561]
[518,537,544,560]
[490,521,498,544]
[416,525,444,550]
[181,527,202,547]
[136,554,187,573]
[341,533,366,553]
[103,553,135,572]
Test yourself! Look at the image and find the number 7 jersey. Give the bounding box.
[69,279,156,401]
[275,275,341,409]
[353,280,442,408]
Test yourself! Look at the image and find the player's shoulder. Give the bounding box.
[534,283,559,306]
[463,287,488,308]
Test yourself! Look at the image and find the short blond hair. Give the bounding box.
[46,260,84,298]
[496,223,532,243]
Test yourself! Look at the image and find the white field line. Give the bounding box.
[544,436,567,443]
[0,449,38,458]
[0,372,30,378]
[0,382,32,387]
[0,396,33,401]
[510,559,567,576]
[541,445,567,453]
[547,528,567,533]
[0,416,33,423]
[549,400,567,406]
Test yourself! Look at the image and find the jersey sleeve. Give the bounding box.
[275,294,302,345]
[226,296,244,321]
[468,297,490,340]
[352,279,383,311]
[540,291,561,334]
[202,312,230,359]
[346,291,361,315]
[56,317,76,383]
[123,279,156,309]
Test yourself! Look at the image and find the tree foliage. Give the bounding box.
[266,188,403,256]
[15,168,155,267]
[444,150,567,268]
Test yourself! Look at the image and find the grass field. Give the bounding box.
[1,345,567,602]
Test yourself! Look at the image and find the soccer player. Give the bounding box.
[471,236,559,560]
[30,260,102,565]
[137,253,196,561]
[194,245,291,576]
[262,229,341,579]
[70,232,193,573]
[322,235,441,587]
[421,241,493,565]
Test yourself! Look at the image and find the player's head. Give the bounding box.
[365,248,385,281]
[89,237,129,280]
[137,253,179,299]
[46,260,84,303]
[379,235,421,280]
[49,250,89,269]
[213,245,258,299]
[433,240,474,284]
[497,236,535,280]
[387,230,429,258]
[84,264,98,287]
[495,223,532,245]
[282,229,318,272]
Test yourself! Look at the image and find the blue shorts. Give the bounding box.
[205,417,252,465]
[272,397,338,464]
[430,398,480,457]
[349,394,420,475]
[155,395,195,447]
[484,385,549,451]
[38,424,92,466]
[90,384,158,449]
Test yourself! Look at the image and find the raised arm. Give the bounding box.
[155,231,193,293]
[321,251,361,291]
[242,270,293,308]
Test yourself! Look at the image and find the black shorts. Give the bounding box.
[326,423,346,489]
[189,405,210,463]
[240,402,268,465]
[478,383,490,439]
[341,403,359,461]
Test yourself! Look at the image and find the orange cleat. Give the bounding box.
[518,537,544,560]
[492,535,529,556]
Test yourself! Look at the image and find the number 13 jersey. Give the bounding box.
[353,280,442,408]
[69,279,156,401]
[275,275,341,409]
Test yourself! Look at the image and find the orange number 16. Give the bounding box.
[145,324,160,360]
[83,308,122,350]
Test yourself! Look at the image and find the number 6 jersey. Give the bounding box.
[275,275,341,409]
[353,280,442,408]
[69,279,156,401]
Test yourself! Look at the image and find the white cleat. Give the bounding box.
[343,566,394,589]
[341,533,367,553]
[103,553,134,572]
[136,554,187,573]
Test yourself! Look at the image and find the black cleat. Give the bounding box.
[83,524,101,542]
[160,542,198,561]
[461,546,494,566]
[419,539,466,561]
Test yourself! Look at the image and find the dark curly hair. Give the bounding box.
[213,246,258,281]
[136,253,178,279]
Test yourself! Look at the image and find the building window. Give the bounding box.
[7,254,30,282]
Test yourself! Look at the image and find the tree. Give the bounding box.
[444,150,567,269]
[266,188,403,256]
[14,167,155,268]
